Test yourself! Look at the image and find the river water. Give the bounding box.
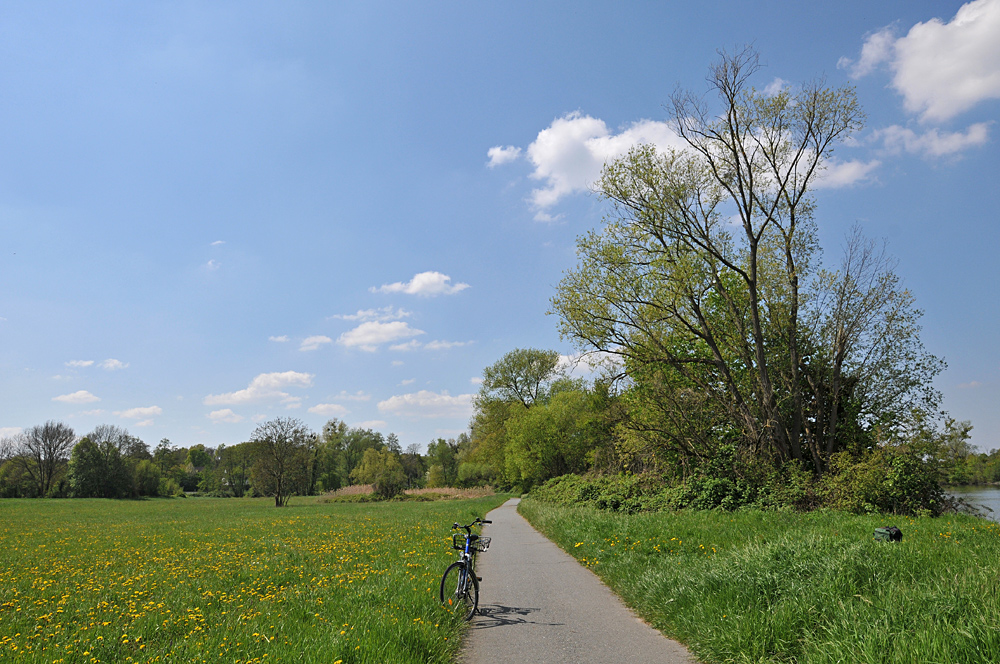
[946,486,1000,521]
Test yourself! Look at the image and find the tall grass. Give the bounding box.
[0,494,507,663]
[519,498,1000,663]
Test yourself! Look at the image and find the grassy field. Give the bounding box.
[519,498,1000,664]
[0,494,508,664]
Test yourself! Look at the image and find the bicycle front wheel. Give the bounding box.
[439,561,479,620]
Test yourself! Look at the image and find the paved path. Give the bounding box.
[460,498,696,664]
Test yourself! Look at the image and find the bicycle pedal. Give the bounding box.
[477,576,482,581]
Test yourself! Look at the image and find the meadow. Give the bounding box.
[519,498,1000,664]
[0,494,508,664]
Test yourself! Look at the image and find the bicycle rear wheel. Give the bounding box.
[439,561,479,620]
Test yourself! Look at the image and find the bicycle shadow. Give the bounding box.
[471,604,563,630]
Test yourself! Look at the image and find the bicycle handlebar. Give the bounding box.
[452,517,491,533]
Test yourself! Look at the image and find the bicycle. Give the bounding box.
[439,517,491,620]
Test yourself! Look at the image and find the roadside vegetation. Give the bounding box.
[520,497,1000,663]
[0,494,507,664]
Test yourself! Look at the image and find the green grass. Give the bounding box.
[519,498,1000,663]
[0,494,508,664]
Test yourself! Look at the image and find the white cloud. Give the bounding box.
[308,403,348,416]
[763,77,790,96]
[487,145,522,168]
[78,409,105,416]
[66,360,94,368]
[399,379,415,386]
[211,240,225,246]
[389,340,422,352]
[377,390,475,419]
[204,371,314,405]
[470,377,483,385]
[372,271,469,297]
[135,419,154,427]
[208,408,243,423]
[269,335,290,343]
[206,259,220,270]
[839,26,896,78]
[251,413,267,422]
[338,321,425,352]
[423,340,471,351]
[116,406,163,419]
[874,123,991,157]
[53,390,100,404]
[100,359,129,371]
[0,427,22,438]
[391,360,404,367]
[842,1,1000,122]
[330,306,411,322]
[299,335,333,352]
[812,158,882,189]
[332,390,371,402]
[354,420,387,429]
[525,112,686,210]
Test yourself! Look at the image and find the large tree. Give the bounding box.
[249,417,312,506]
[552,48,940,473]
[13,421,76,497]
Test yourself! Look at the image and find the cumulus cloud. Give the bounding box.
[389,340,422,352]
[330,306,411,322]
[269,335,290,343]
[135,420,154,427]
[763,77,790,96]
[874,123,991,157]
[487,145,522,168]
[299,335,333,352]
[338,321,425,352]
[66,360,94,368]
[100,359,129,371]
[208,408,243,423]
[841,0,1000,122]
[307,403,348,416]
[525,112,686,211]
[470,377,484,385]
[399,378,415,386]
[204,371,314,406]
[377,390,474,419]
[812,158,882,189]
[372,271,469,297]
[116,406,163,419]
[53,390,100,404]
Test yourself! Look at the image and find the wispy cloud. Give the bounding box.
[330,306,411,322]
[208,408,243,423]
[204,371,314,406]
[487,145,522,168]
[53,390,100,404]
[100,359,128,371]
[338,321,424,352]
[874,123,991,157]
[371,271,469,297]
[307,403,348,416]
[377,390,474,419]
[269,335,290,343]
[299,335,333,352]
[0,427,23,438]
[211,240,225,246]
[66,360,94,368]
[116,406,163,419]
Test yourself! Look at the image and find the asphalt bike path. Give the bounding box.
[460,498,695,663]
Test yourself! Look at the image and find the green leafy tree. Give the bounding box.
[249,417,313,507]
[350,448,406,498]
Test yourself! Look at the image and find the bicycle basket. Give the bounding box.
[472,536,491,552]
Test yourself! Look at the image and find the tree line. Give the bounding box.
[0,417,491,504]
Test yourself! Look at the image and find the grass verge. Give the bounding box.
[0,494,508,663]
[518,498,1000,663]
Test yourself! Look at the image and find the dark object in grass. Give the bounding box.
[874,526,902,542]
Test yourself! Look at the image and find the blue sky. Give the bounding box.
[1,1,998,453]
